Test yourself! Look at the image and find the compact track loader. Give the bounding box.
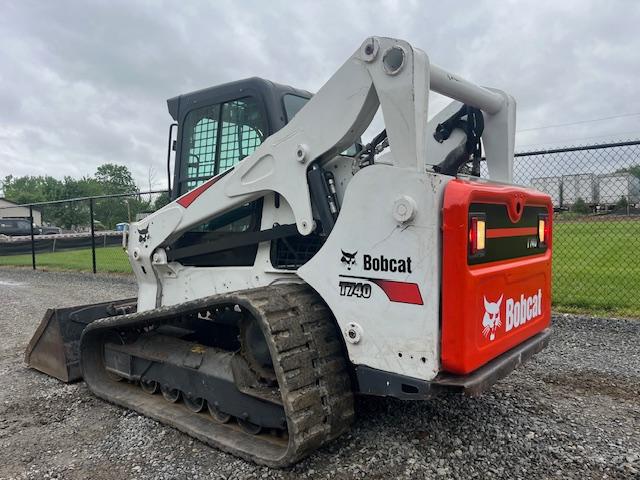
[26,36,552,466]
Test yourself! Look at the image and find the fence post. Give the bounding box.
[89,198,97,274]
[627,197,630,216]
[29,206,36,270]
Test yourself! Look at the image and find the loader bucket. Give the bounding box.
[25,298,137,382]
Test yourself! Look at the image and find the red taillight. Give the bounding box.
[469,213,486,256]
[538,214,550,246]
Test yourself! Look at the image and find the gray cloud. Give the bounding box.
[1,0,639,188]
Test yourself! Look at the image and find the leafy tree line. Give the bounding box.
[616,164,640,180]
[1,164,170,229]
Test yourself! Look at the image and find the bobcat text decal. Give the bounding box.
[340,251,412,273]
[506,289,543,332]
[363,254,412,273]
[482,289,543,341]
[338,250,421,305]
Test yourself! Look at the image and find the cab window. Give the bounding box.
[172,96,267,266]
[179,97,266,194]
[283,94,309,122]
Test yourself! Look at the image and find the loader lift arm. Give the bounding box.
[131,36,516,311]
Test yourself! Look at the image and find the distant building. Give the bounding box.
[531,176,562,206]
[0,198,42,226]
[531,172,640,208]
[597,172,640,205]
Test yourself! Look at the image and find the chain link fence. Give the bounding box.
[509,139,640,316]
[1,141,639,316]
[0,190,166,274]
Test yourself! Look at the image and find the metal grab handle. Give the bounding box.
[122,227,128,253]
[430,64,504,115]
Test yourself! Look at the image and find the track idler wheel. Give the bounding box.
[160,385,181,403]
[240,316,276,384]
[183,395,205,413]
[140,379,159,394]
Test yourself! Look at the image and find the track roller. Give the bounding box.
[140,379,159,394]
[183,395,205,413]
[160,385,181,403]
[238,418,262,435]
[207,403,231,424]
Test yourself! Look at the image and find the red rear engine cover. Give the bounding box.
[441,178,553,375]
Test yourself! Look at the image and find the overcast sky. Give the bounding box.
[1,0,639,190]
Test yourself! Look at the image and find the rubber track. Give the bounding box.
[80,284,354,467]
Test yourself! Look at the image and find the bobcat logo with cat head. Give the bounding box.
[482,295,503,341]
[138,225,149,243]
[340,250,357,270]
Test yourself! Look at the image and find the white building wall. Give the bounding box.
[0,199,42,225]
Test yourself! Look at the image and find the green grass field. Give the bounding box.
[552,219,640,317]
[1,219,639,316]
[0,246,131,273]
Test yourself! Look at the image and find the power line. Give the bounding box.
[514,139,640,157]
[516,112,640,133]
[516,130,640,149]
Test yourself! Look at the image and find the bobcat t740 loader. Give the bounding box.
[25,37,552,466]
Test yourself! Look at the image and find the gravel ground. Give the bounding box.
[0,267,638,480]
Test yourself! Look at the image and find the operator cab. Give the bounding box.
[166,78,316,268]
[167,77,312,199]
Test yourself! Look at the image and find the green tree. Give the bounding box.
[571,197,590,214]
[95,164,137,194]
[1,175,80,228]
[2,175,64,204]
[53,176,102,228]
[2,163,142,229]
[92,164,139,229]
[615,196,629,211]
[153,191,171,211]
[615,165,640,180]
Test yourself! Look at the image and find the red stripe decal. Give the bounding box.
[486,226,537,238]
[176,169,233,208]
[370,279,424,305]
